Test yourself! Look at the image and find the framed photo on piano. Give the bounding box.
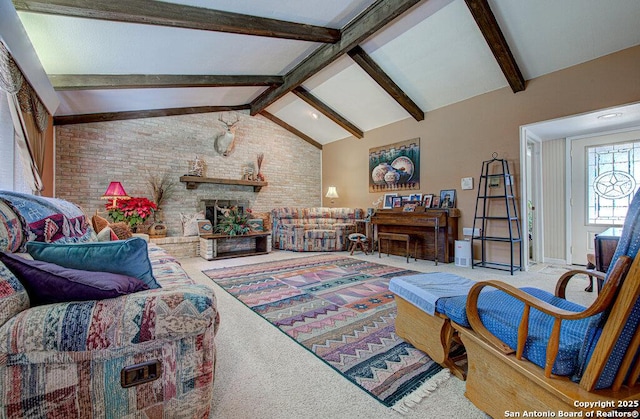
[383,193,398,209]
[439,189,456,208]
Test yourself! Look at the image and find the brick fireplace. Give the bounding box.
[202,199,249,230]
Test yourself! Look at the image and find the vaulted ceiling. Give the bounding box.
[11,0,640,147]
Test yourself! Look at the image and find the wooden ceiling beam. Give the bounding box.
[250,0,423,115]
[53,104,250,125]
[348,45,424,121]
[49,74,284,90]
[464,0,525,93]
[293,87,363,139]
[260,111,322,150]
[12,0,341,43]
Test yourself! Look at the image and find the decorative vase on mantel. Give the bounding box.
[256,153,265,182]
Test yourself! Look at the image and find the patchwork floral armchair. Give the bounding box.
[0,191,220,417]
[271,207,364,252]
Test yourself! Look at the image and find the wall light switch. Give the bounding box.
[461,177,473,190]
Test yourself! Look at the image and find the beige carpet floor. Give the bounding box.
[179,250,596,419]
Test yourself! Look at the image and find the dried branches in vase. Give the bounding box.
[256,153,265,181]
[147,171,175,220]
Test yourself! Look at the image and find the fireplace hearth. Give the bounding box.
[202,199,248,231]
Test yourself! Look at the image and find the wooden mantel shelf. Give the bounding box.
[179,176,268,191]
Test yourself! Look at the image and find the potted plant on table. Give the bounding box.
[107,197,157,233]
[215,206,250,236]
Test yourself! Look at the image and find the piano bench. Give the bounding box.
[378,232,416,263]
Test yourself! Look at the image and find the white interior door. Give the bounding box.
[570,130,640,264]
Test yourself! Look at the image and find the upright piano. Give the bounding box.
[370,209,460,263]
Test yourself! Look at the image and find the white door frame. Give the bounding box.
[519,127,543,271]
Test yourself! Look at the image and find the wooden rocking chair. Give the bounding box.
[458,255,639,416]
[454,187,640,417]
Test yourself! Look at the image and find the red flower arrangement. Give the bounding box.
[107,197,157,229]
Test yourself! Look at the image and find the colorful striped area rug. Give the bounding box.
[203,254,450,412]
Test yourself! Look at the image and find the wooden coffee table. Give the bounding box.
[199,231,271,260]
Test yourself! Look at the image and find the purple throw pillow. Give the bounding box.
[0,252,149,307]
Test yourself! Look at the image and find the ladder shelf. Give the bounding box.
[472,153,522,274]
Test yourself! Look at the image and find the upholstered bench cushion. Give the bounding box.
[437,287,598,376]
[389,273,474,315]
[304,229,336,240]
[348,233,367,241]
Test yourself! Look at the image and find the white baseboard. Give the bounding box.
[543,257,568,265]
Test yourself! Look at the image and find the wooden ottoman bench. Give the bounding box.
[389,273,475,380]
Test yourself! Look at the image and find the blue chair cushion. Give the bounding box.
[436,287,599,377]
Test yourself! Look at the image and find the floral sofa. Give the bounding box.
[271,207,364,251]
[0,191,219,418]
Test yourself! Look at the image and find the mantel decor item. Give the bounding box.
[369,138,420,192]
[256,152,265,181]
[187,155,206,177]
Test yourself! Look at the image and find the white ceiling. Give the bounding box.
[15,0,640,144]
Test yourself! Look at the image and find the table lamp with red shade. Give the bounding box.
[101,181,130,209]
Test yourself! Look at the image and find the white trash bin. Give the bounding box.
[454,240,472,267]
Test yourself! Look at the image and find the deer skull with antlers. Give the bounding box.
[214,113,240,157]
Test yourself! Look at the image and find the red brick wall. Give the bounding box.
[55,111,321,236]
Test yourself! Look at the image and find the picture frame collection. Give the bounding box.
[382,190,456,211]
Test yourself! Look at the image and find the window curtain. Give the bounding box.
[0,41,49,194]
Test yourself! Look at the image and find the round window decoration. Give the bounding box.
[593,170,636,199]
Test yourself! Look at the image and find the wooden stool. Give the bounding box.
[348,233,369,255]
[378,232,416,263]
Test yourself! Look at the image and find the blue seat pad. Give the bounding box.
[436,287,599,376]
[390,273,475,315]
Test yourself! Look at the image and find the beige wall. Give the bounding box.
[323,45,640,262]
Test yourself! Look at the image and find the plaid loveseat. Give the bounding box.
[271,207,363,251]
[0,191,219,418]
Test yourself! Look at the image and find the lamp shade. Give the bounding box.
[325,186,339,199]
[101,182,130,208]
